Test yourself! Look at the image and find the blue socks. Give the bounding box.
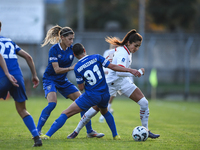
[46,114,68,137]
[23,115,39,138]
[80,111,92,133]
[37,102,56,132]
[103,111,118,137]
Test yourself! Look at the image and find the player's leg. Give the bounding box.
[99,96,115,123]
[68,91,103,137]
[120,78,160,139]
[128,87,160,139]
[99,82,118,123]
[37,92,57,134]
[15,101,42,146]
[41,101,82,139]
[128,88,149,128]
[68,93,104,139]
[37,81,57,134]
[99,92,120,140]
[119,79,149,128]
[68,91,93,132]
[11,75,42,146]
[100,108,120,140]
[67,106,104,139]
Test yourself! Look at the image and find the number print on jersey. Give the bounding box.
[0,42,17,59]
[84,64,102,85]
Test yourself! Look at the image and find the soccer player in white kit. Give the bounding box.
[68,29,160,139]
[99,44,134,122]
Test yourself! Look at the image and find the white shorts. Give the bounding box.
[107,77,137,97]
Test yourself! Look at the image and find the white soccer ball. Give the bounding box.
[132,126,149,141]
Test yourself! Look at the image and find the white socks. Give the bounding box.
[107,103,111,111]
[137,97,149,129]
[74,107,98,133]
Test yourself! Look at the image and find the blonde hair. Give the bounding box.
[41,25,74,47]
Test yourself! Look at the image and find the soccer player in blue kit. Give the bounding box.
[0,21,42,147]
[40,43,141,140]
[37,25,103,138]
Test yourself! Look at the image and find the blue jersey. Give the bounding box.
[0,36,22,78]
[74,54,110,94]
[0,36,27,102]
[43,43,74,82]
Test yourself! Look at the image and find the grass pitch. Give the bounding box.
[0,97,199,150]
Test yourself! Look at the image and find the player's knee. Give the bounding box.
[137,97,148,110]
[85,107,98,118]
[44,102,56,114]
[18,109,30,118]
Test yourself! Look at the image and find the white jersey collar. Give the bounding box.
[79,55,89,61]
[58,43,64,50]
[123,45,130,55]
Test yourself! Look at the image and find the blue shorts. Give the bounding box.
[0,75,27,102]
[75,92,110,111]
[43,79,79,98]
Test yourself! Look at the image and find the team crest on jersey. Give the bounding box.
[47,85,52,91]
[122,58,125,62]
[70,55,73,60]
[58,54,62,58]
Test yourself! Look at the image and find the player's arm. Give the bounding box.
[52,62,75,74]
[17,49,39,88]
[0,54,10,76]
[0,54,19,87]
[113,53,144,77]
[116,67,145,77]
[107,63,143,77]
[74,68,85,91]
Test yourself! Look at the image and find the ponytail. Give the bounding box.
[41,25,62,47]
[41,25,74,47]
[105,29,142,46]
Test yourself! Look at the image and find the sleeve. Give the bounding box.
[49,47,58,63]
[74,67,84,84]
[116,71,134,77]
[98,54,110,68]
[15,44,21,53]
[103,49,115,61]
[103,50,112,74]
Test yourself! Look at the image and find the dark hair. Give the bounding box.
[72,43,85,56]
[105,29,142,46]
[41,25,74,47]
[0,21,1,28]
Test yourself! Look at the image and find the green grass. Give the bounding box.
[0,97,200,150]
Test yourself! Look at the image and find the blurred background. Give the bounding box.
[0,0,200,100]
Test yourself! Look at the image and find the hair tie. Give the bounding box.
[61,31,73,36]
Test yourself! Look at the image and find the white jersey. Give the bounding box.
[103,49,115,60]
[106,45,133,83]
[103,48,116,76]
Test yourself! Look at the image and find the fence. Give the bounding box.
[18,31,200,99]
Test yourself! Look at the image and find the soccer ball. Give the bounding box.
[132,126,149,141]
